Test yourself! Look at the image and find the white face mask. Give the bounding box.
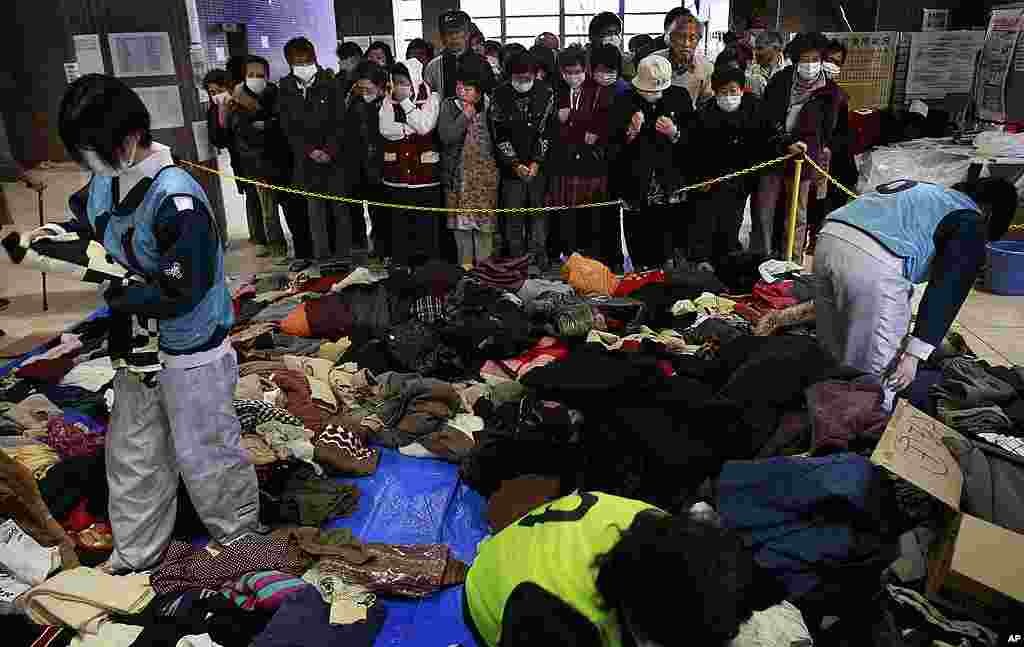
[717,94,742,112]
[81,136,137,178]
[512,79,534,94]
[211,91,231,106]
[594,71,618,87]
[797,61,822,80]
[822,62,841,79]
[246,77,267,95]
[602,34,622,48]
[486,56,500,69]
[362,91,378,103]
[563,72,585,89]
[293,64,317,83]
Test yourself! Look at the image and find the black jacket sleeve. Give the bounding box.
[104,197,220,320]
[500,582,605,647]
[912,209,987,349]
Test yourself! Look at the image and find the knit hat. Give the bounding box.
[439,9,470,34]
[632,55,672,92]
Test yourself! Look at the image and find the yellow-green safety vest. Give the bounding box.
[465,492,660,647]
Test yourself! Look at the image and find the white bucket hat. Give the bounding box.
[632,55,672,93]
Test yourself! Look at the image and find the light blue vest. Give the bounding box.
[826,180,981,284]
[86,167,233,354]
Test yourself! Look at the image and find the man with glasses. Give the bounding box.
[653,12,714,108]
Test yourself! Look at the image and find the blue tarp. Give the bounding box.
[325,449,489,647]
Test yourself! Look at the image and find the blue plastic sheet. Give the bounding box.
[325,449,489,647]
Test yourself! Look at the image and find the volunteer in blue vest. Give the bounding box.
[40,74,260,572]
[815,178,1018,409]
[463,491,772,647]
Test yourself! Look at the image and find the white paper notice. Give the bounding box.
[192,121,215,161]
[922,9,949,32]
[906,31,986,101]
[109,32,175,77]
[215,46,226,63]
[73,34,105,75]
[135,85,185,130]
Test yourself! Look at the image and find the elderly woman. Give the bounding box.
[439,60,498,269]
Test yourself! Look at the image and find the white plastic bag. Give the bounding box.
[0,520,60,587]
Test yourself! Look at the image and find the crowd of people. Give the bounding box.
[202,8,858,275]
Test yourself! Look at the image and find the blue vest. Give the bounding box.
[86,167,234,354]
[825,180,980,284]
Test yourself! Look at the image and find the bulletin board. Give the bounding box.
[974,3,1024,124]
[824,32,900,110]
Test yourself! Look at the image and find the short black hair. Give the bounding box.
[787,32,830,62]
[284,37,316,61]
[337,41,363,60]
[59,74,153,169]
[484,40,502,57]
[367,40,395,67]
[456,56,487,89]
[202,69,232,90]
[663,7,693,30]
[529,45,556,79]
[712,67,747,90]
[558,47,587,70]
[589,12,622,41]
[827,39,848,65]
[628,34,653,51]
[406,38,430,57]
[353,60,388,87]
[590,43,623,75]
[506,49,536,75]
[389,62,412,85]
[595,514,762,646]
[953,177,1020,240]
[245,55,270,76]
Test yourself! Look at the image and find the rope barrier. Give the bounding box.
[178,153,796,215]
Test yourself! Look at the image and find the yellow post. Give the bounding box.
[785,156,805,262]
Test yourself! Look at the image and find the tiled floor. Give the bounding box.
[2,164,1023,366]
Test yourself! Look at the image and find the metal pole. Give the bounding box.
[38,188,48,312]
[785,156,804,262]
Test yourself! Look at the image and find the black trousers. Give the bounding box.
[691,181,749,266]
[385,185,442,266]
[281,194,312,260]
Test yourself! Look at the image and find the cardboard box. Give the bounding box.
[871,401,1024,618]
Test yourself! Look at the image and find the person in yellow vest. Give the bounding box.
[464,491,772,647]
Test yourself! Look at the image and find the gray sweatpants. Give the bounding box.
[814,228,914,410]
[106,350,259,571]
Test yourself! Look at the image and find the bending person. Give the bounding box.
[42,74,259,572]
[814,177,1018,409]
[464,491,775,647]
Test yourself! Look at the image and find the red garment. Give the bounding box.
[382,85,439,187]
[613,270,666,297]
[271,369,325,435]
[299,275,348,294]
[62,500,97,533]
[481,337,569,379]
[15,356,77,383]
[752,280,798,310]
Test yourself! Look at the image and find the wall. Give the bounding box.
[334,0,395,40]
[195,0,339,81]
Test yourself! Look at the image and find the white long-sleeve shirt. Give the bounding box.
[379,92,441,141]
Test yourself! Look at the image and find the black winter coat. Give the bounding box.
[344,96,385,185]
[230,83,290,182]
[488,81,558,178]
[696,93,771,184]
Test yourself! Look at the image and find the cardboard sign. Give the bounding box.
[870,401,963,510]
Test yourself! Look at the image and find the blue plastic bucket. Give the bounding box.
[986,240,1024,296]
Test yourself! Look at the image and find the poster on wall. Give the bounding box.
[975,8,1024,122]
[823,32,899,110]
[108,32,175,77]
[134,86,185,130]
[906,31,986,102]
[922,9,949,32]
[73,34,105,75]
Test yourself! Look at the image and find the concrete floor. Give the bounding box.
[1,161,1023,366]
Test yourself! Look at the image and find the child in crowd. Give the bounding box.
[380,59,442,266]
[366,41,395,69]
[336,41,364,96]
[490,50,557,270]
[483,41,503,79]
[546,47,616,262]
[406,38,434,68]
[345,61,388,259]
[439,59,499,270]
[278,37,347,271]
[230,55,289,261]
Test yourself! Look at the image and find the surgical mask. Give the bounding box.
[362,91,378,103]
[246,77,267,95]
[602,34,622,48]
[594,71,618,87]
[717,94,742,112]
[292,64,317,83]
[797,62,822,80]
[211,91,230,106]
[641,91,662,103]
[563,72,585,89]
[822,62,841,79]
[81,136,137,177]
[512,79,534,94]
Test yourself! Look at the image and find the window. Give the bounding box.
[505,0,559,15]
[395,0,423,54]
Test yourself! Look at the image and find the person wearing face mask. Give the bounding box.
[380,59,442,266]
[230,55,288,261]
[692,68,770,270]
[201,69,236,243]
[463,493,783,647]
[489,50,558,271]
[754,32,843,259]
[279,37,347,271]
[425,10,496,101]
[439,60,499,270]
[545,48,616,261]
[591,44,630,98]
[608,55,694,271]
[366,41,395,70]
[588,12,636,80]
[336,41,364,95]
[484,41,504,80]
[469,23,486,57]
[405,38,434,69]
[47,74,258,573]
[653,13,715,108]
[344,61,389,259]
